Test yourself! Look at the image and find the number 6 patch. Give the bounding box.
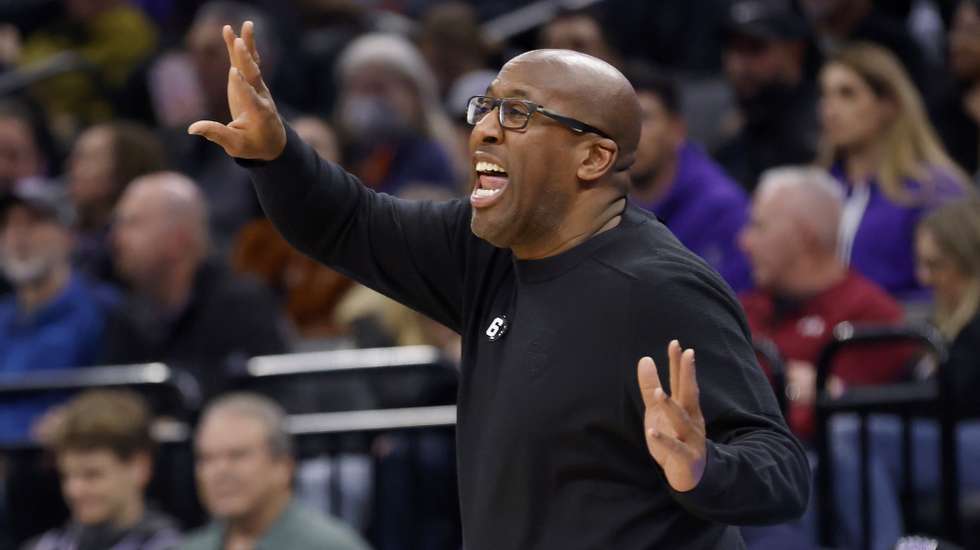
[485,315,509,342]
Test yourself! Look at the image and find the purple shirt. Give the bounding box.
[830,164,964,299]
[635,142,752,292]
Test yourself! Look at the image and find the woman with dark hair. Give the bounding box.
[832,198,980,550]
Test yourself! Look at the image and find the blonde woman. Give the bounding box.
[832,198,980,550]
[818,42,972,299]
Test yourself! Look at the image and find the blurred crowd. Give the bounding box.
[1,0,980,548]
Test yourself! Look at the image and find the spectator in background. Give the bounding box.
[232,116,354,339]
[739,167,910,443]
[445,69,497,185]
[818,43,971,299]
[165,1,278,252]
[715,0,819,191]
[181,393,371,550]
[832,197,980,550]
[935,0,980,180]
[15,0,159,140]
[800,0,937,106]
[626,64,751,292]
[102,172,288,399]
[25,390,181,550]
[538,8,621,68]
[0,181,107,443]
[67,121,167,285]
[336,33,461,194]
[416,2,492,99]
[0,101,51,192]
[0,101,55,296]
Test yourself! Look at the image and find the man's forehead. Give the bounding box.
[486,60,567,104]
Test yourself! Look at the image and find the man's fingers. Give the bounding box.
[677,349,702,419]
[637,356,664,410]
[646,425,695,465]
[187,120,243,154]
[650,387,697,441]
[229,66,265,111]
[242,20,261,66]
[222,24,237,65]
[234,38,264,90]
[668,339,682,398]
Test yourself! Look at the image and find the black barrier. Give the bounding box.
[0,362,206,540]
[239,347,460,549]
[0,350,461,548]
[753,337,789,418]
[814,322,954,549]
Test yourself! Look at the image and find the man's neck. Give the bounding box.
[777,255,847,299]
[511,195,627,260]
[17,264,71,314]
[141,259,199,314]
[225,490,291,546]
[109,496,144,532]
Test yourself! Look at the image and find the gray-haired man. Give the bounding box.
[180,393,371,550]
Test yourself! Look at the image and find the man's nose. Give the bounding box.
[471,109,503,145]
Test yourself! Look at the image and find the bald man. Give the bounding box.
[738,167,910,442]
[188,23,810,549]
[103,172,288,398]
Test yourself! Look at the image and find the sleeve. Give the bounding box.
[630,265,811,525]
[241,125,471,331]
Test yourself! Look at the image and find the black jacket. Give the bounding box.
[102,259,289,399]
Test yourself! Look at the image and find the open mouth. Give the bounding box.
[471,161,509,207]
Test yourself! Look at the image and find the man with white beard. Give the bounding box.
[0,181,108,443]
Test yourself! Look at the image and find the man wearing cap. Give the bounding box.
[715,0,820,191]
[0,180,108,443]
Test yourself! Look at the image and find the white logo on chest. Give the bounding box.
[485,316,509,341]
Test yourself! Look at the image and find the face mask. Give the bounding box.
[1,253,50,285]
[340,96,410,142]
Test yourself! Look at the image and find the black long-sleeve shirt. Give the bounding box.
[243,126,811,549]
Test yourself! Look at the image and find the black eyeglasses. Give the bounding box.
[466,95,613,141]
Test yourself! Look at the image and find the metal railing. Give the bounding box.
[0,362,202,410]
[813,322,954,549]
[245,345,447,378]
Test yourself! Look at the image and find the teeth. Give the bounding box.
[475,161,507,174]
[473,188,502,198]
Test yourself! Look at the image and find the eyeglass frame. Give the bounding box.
[466,95,615,142]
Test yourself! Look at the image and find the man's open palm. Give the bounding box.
[637,340,707,492]
[187,21,286,160]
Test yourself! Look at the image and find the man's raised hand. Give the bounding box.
[187,21,286,160]
[637,340,707,492]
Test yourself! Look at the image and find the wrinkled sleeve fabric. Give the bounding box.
[240,125,472,331]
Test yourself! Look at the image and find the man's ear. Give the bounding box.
[577,139,619,183]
